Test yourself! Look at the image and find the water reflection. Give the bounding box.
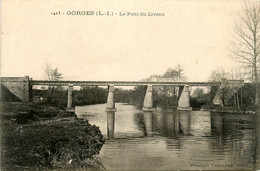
[209,112,258,169]
[76,104,260,170]
[179,112,191,135]
[107,111,115,139]
[165,112,174,137]
[143,111,153,136]
[135,110,189,139]
[210,113,223,134]
[153,111,166,136]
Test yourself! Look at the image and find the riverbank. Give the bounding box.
[201,104,258,114]
[0,102,105,170]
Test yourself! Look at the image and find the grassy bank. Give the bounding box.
[201,103,258,114]
[0,102,105,170]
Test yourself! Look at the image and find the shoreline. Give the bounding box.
[201,108,256,114]
[0,102,105,170]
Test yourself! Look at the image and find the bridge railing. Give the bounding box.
[30,80,221,86]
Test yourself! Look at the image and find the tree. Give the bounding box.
[174,64,187,82]
[230,67,248,81]
[209,67,231,82]
[192,88,204,99]
[45,64,63,81]
[163,68,178,80]
[230,2,260,104]
[163,65,187,81]
[44,64,63,103]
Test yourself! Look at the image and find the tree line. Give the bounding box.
[35,65,188,109]
[34,61,258,110]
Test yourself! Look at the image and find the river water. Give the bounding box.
[76,103,260,170]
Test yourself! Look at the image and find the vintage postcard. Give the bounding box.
[1,0,260,170]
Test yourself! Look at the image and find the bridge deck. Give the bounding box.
[30,80,221,86]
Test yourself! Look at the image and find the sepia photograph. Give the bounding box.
[0,0,260,170]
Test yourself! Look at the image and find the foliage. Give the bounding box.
[233,83,256,110]
[35,86,108,108]
[130,65,186,107]
[128,86,147,108]
[153,90,179,108]
[190,88,211,109]
[127,86,179,109]
[44,64,63,103]
[37,64,189,108]
[115,88,131,103]
[192,88,204,99]
[230,2,260,104]
[162,65,187,81]
[1,103,105,170]
[44,63,63,81]
[209,67,232,82]
[209,67,253,82]
[127,65,187,108]
[74,86,108,106]
[47,88,68,108]
[2,120,105,170]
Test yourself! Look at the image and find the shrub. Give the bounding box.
[2,118,105,170]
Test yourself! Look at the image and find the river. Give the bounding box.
[76,103,260,170]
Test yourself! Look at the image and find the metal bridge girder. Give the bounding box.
[30,80,221,87]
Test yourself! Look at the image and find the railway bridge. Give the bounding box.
[1,76,244,111]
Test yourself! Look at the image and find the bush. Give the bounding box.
[2,118,105,170]
[34,86,109,108]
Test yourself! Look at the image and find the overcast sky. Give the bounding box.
[1,0,247,81]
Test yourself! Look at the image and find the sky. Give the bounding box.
[1,0,248,82]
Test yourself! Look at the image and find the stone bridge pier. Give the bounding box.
[211,78,244,106]
[142,85,155,111]
[107,85,116,112]
[177,85,192,110]
[67,84,74,110]
[1,76,245,112]
[212,79,226,106]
